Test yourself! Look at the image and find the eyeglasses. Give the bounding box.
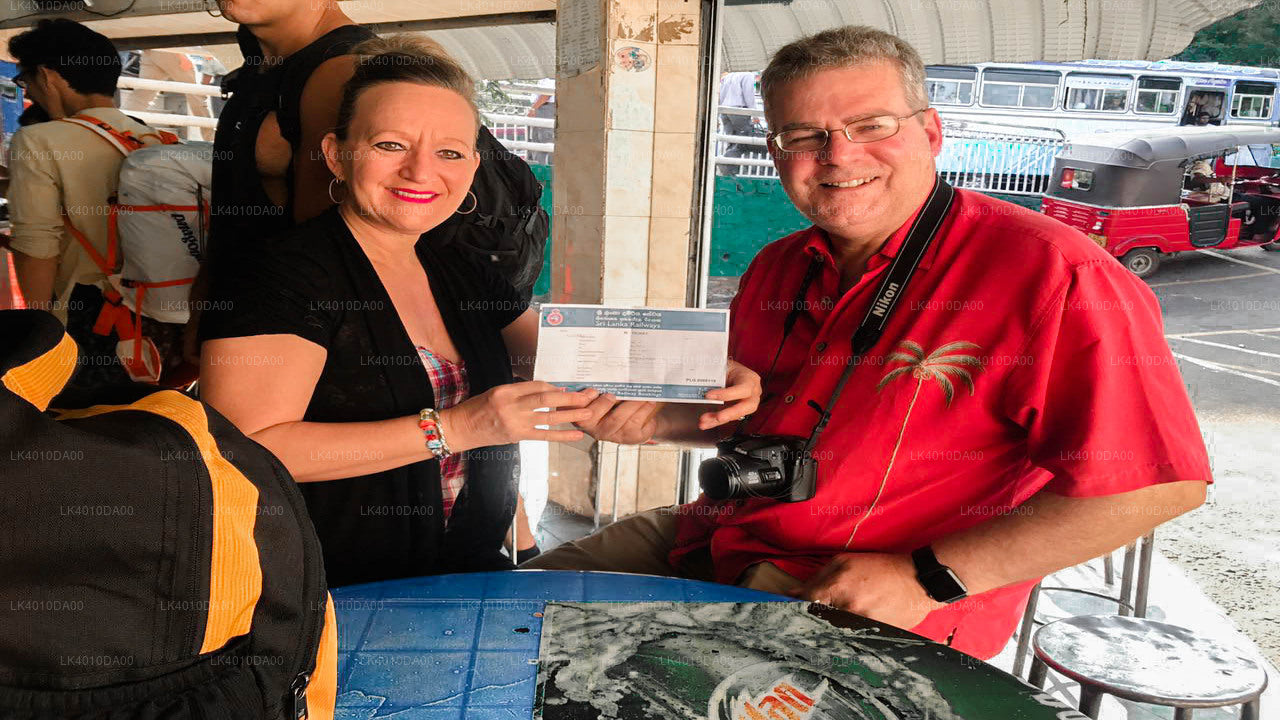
[770,108,928,152]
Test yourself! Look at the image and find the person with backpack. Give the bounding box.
[5,19,184,406]
[197,36,612,586]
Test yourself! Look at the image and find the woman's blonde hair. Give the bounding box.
[760,26,928,116]
[332,34,480,141]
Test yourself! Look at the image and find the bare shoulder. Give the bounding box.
[299,55,359,110]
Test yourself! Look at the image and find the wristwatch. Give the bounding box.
[911,545,968,604]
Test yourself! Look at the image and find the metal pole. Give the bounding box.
[610,445,622,524]
[1118,542,1137,616]
[592,443,603,532]
[1134,531,1155,618]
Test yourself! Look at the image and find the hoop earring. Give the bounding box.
[328,177,345,205]
[205,0,222,17]
[456,191,478,215]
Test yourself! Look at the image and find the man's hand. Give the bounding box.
[786,552,943,630]
[575,359,764,446]
[574,394,662,445]
[696,359,762,430]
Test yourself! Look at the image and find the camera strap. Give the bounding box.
[746,178,957,454]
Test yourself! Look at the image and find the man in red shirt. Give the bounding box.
[526,25,1210,660]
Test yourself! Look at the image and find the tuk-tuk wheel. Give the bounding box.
[1263,241,1280,252]
[1122,248,1160,278]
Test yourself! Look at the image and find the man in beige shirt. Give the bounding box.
[7,19,170,404]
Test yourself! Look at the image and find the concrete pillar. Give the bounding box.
[547,0,708,520]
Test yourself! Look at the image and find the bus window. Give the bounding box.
[980,69,1060,109]
[1231,81,1275,119]
[925,66,977,105]
[1063,74,1131,112]
[1135,76,1181,115]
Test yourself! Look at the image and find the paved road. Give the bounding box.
[1145,245,1280,665]
[707,243,1280,663]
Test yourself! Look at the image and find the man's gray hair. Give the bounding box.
[760,26,928,116]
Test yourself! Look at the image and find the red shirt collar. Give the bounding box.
[798,192,938,272]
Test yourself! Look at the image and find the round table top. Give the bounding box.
[1033,615,1269,707]
[331,570,1084,719]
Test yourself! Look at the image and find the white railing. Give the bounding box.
[117,76,217,139]
[481,112,554,159]
[936,120,1066,196]
[118,76,221,97]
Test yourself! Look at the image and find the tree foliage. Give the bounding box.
[1174,2,1280,67]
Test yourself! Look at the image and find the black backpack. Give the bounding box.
[429,127,550,300]
[0,310,337,720]
[219,25,550,299]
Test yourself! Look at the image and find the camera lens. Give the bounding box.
[698,456,741,501]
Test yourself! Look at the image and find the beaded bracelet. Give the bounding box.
[418,408,453,459]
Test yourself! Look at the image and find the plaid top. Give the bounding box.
[416,346,469,523]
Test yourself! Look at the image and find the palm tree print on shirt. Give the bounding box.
[842,340,983,549]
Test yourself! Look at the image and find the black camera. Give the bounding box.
[697,435,818,503]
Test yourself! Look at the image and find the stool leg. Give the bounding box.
[1242,698,1260,720]
[1028,656,1048,689]
[1118,542,1137,616]
[1103,552,1115,586]
[1012,582,1041,678]
[1173,708,1193,720]
[1134,531,1155,618]
[1077,686,1103,719]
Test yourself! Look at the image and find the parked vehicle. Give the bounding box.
[928,60,1280,136]
[1041,126,1280,277]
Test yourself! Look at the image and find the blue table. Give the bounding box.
[332,571,783,718]
[331,570,1080,719]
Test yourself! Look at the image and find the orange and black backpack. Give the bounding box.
[0,309,336,720]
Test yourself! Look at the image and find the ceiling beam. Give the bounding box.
[109,9,555,50]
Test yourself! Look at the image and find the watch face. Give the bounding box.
[924,568,968,604]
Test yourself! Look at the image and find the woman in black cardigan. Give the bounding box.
[199,36,603,586]
[201,36,761,586]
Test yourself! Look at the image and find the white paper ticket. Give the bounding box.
[532,305,730,404]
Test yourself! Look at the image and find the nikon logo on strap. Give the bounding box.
[870,282,901,318]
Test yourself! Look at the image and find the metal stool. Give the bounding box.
[1012,531,1155,677]
[1029,615,1267,719]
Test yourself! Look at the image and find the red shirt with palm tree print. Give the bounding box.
[670,187,1212,660]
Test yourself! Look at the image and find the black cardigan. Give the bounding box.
[202,206,527,586]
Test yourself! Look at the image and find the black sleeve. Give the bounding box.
[200,240,338,350]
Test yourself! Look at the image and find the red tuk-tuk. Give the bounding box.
[1041,127,1280,277]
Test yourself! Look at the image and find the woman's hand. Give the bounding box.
[696,359,762,430]
[439,381,598,452]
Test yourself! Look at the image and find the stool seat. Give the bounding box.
[1033,615,1268,709]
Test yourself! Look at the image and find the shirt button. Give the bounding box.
[784,394,795,403]
[816,341,828,352]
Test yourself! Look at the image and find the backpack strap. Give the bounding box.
[60,114,147,155]
[274,24,376,148]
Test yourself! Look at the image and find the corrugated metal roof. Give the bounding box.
[718,0,1265,69]
[0,1,1267,79]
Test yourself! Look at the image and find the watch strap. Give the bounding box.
[911,545,968,603]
